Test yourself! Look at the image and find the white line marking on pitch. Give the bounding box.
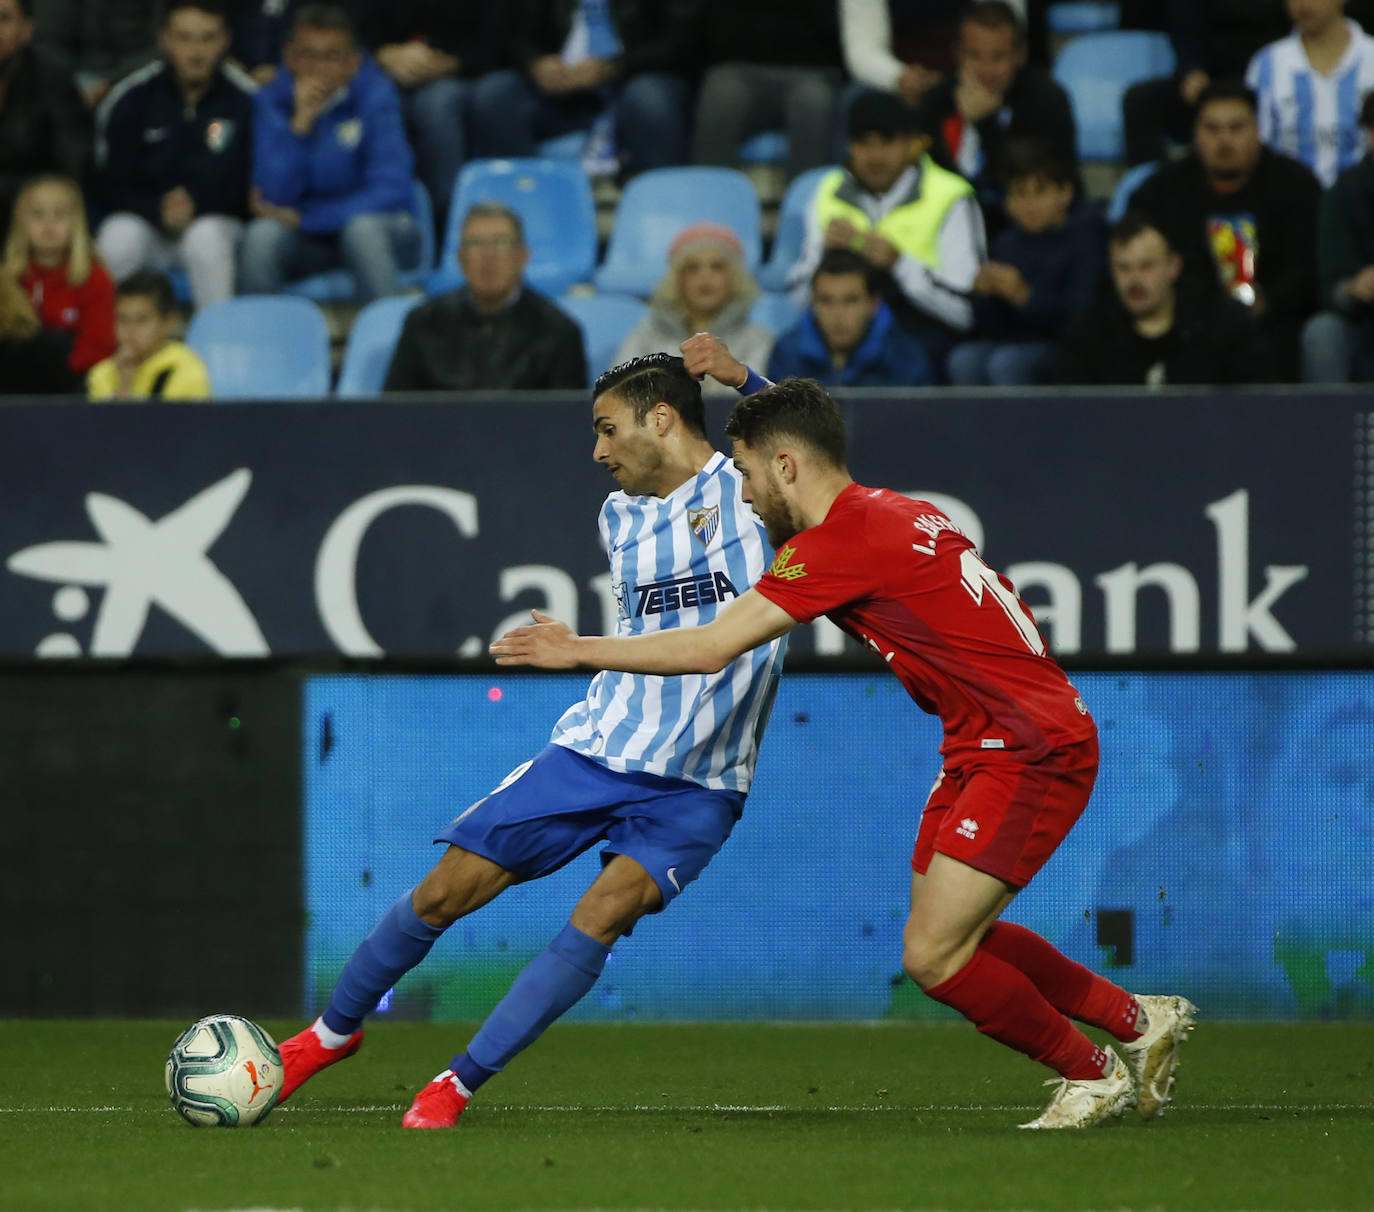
[2,1102,1370,1114]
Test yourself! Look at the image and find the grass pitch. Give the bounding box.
[1,1020,1371,1211]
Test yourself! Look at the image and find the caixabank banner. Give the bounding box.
[1,391,1368,659]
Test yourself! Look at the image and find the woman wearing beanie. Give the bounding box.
[614,222,776,395]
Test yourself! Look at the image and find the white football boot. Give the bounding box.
[1120,994,1199,1119]
[1018,1047,1134,1129]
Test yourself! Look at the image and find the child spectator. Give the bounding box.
[0,263,80,391]
[5,174,115,376]
[767,247,934,387]
[87,270,210,399]
[947,138,1103,386]
[613,222,775,397]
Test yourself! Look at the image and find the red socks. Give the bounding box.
[980,921,1141,1040]
[924,947,1109,1080]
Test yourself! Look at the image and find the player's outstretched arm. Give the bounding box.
[491,590,797,674]
[679,332,771,395]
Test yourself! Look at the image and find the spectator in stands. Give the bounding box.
[94,1,255,311]
[1129,79,1320,381]
[228,0,307,83]
[613,222,775,397]
[87,270,210,399]
[1302,91,1374,381]
[383,201,585,392]
[947,138,1102,386]
[842,0,1036,101]
[366,3,508,237]
[1055,212,1270,385]
[1123,1,1290,167]
[0,262,80,391]
[469,1,693,180]
[4,174,115,377]
[788,88,985,375]
[30,0,159,108]
[917,2,1076,210]
[237,4,420,301]
[0,0,90,229]
[690,0,844,182]
[1246,0,1374,188]
[767,247,934,386]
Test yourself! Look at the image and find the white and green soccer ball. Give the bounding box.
[165,1014,282,1127]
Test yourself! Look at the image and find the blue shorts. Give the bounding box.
[436,744,745,909]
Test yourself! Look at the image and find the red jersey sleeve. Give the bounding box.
[755,510,872,623]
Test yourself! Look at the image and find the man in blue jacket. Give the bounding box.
[94,1,256,309]
[767,249,934,388]
[237,3,419,300]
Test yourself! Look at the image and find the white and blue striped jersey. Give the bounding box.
[550,452,785,793]
[1247,21,1374,187]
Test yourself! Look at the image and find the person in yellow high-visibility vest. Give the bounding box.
[787,87,986,377]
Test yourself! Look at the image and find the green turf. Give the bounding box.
[2,1020,1371,1211]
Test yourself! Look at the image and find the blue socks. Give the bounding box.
[451,923,610,1092]
[322,893,445,1036]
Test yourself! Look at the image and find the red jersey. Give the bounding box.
[754,484,1095,766]
[22,257,117,374]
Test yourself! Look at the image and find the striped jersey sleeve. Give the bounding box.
[549,452,785,793]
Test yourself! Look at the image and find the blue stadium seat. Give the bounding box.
[1107,160,1161,223]
[1047,2,1120,34]
[758,165,834,291]
[556,293,648,387]
[594,167,763,296]
[1052,32,1176,161]
[750,291,805,337]
[739,131,789,165]
[335,294,424,397]
[186,296,332,398]
[429,157,598,298]
[283,179,435,302]
[537,131,589,159]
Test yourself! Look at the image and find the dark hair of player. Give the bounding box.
[594,353,707,438]
[116,270,177,315]
[725,377,847,469]
[160,0,231,25]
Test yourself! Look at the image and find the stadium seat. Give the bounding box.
[335,294,424,397]
[758,165,834,291]
[739,131,789,165]
[1106,160,1161,223]
[1047,2,1120,34]
[557,293,648,387]
[186,296,332,398]
[537,131,589,159]
[283,180,436,302]
[428,157,598,298]
[1052,32,1176,161]
[750,291,805,337]
[594,167,763,296]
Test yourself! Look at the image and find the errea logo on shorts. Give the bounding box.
[956,818,979,840]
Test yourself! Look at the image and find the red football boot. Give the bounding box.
[277,1023,364,1104]
[401,1069,471,1129]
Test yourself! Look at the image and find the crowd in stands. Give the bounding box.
[0,0,1372,401]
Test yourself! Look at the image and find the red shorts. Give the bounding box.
[910,736,1099,889]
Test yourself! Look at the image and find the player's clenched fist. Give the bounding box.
[680,331,748,389]
[490,610,583,668]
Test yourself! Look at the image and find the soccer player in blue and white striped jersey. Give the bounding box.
[275,351,787,1128]
[1246,0,1374,187]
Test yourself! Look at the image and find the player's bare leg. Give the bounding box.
[903,855,1133,1129]
[403,854,664,1128]
[280,848,518,1104]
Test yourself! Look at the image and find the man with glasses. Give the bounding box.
[383,200,587,391]
[237,2,421,301]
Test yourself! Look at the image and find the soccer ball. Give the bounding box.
[165,1014,282,1127]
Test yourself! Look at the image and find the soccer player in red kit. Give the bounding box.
[493,354,1198,1129]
